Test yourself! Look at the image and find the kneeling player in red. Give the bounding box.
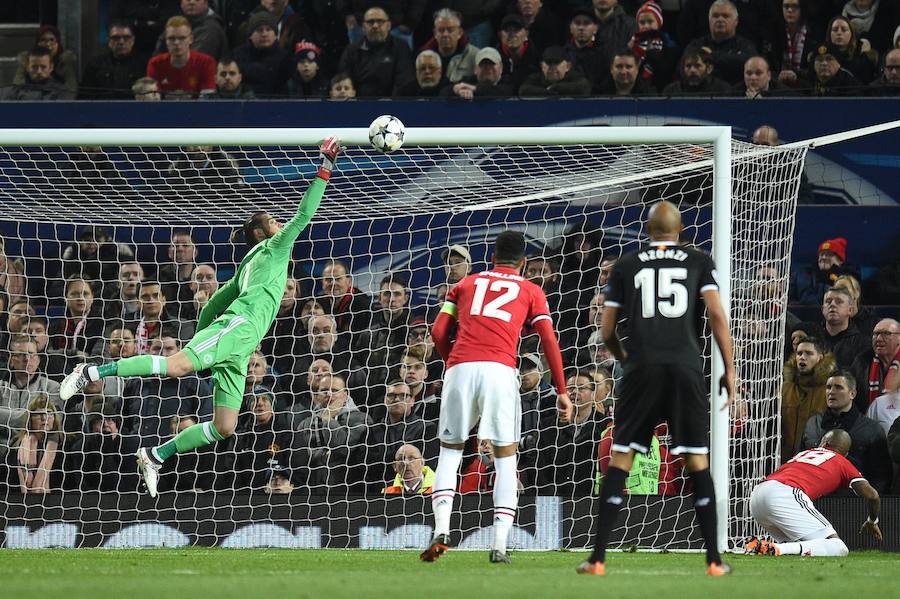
[746,428,882,557]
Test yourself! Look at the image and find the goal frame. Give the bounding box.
[0,125,733,551]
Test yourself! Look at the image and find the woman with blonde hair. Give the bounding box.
[12,395,64,494]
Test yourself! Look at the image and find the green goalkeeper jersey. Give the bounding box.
[195,176,327,343]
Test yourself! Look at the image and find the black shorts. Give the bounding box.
[612,364,709,455]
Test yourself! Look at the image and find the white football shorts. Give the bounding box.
[749,480,837,542]
[439,361,521,445]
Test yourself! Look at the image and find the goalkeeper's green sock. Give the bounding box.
[151,421,225,464]
[87,355,167,381]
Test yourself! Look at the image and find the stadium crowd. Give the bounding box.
[0,219,897,498]
[2,0,900,101]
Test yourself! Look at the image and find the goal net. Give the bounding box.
[0,127,806,551]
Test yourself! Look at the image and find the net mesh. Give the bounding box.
[0,137,806,550]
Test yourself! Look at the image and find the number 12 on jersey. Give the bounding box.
[634,267,688,318]
[470,277,520,322]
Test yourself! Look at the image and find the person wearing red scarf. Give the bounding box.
[48,277,104,355]
[851,318,900,410]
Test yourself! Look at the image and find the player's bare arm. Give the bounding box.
[702,288,735,410]
[851,479,882,541]
[599,304,627,363]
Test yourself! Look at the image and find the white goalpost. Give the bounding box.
[0,125,808,552]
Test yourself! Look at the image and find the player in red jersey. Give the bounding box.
[420,231,572,565]
[745,429,882,557]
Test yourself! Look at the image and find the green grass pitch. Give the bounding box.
[2,549,894,598]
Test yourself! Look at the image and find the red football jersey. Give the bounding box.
[445,266,552,369]
[766,448,865,500]
[147,51,216,94]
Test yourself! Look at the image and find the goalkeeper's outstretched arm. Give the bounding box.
[269,136,342,253]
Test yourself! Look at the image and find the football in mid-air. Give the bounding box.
[368,115,405,153]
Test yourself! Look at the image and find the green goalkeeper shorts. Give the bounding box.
[183,314,256,410]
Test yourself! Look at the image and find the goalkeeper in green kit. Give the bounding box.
[60,136,343,497]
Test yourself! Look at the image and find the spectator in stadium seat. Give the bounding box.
[842,0,895,55]
[767,0,819,90]
[107,326,137,360]
[518,352,557,488]
[109,0,181,55]
[852,319,900,411]
[733,55,795,97]
[802,371,892,492]
[122,334,212,447]
[565,9,607,90]
[496,14,541,92]
[781,337,835,463]
[238,0,315,53]
[294,373,371,492]
[287,42,329,98]
[1,46,74,101]
[677,0,772,51]
[791,237,859,305]
[519,45,592,96]
[833,274,876,335]
[102,261,145,327]
[383,443,435,495]
[166,146,244,190]
[808,287,871,371]
[459,439,505,494]
[750,126,814,204]
[77,404,140,492]
[868,48,900,96]
[134,280,195,353]
[536,370,608,496]
[80,21,148,99]
[204,58,256,99]
[338,6,415,97]
[180,263,218,322]
[0,336,62,460]
[682,1,757,86]
[131,77,162,101]
[13,26,78,97]
[234,386,297,493]
[233,12,293,97]
[354,273,411,398]
[319,260,372,333]
[443,46,515,99]
[260,278,306,384]
[371,380,435,487]
[628,2,679,93]
[291,314,361,392]
[6,301,35,338]
[8,394,65,494]
[146,16,217,97]
[663,48,732,95]
[244,350,280,396]
[599,50,656,95]
[400,344,440,423]
[807,43,864,96]
[394,50,445,97]
[158,230,198,304]
[328,72,357,99]
[288,357,332,429]
[48,278,105,356]
[407,317,445,397]
[155,0,228,61]
[525,253,563,329]
[442,244,471,286]
[508,0,564,55]
[825,15,879,84]
[420,8,479,84]
[0,238,27,306]
[592,0,638,63]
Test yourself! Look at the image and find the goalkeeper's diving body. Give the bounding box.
[59,137,343,497]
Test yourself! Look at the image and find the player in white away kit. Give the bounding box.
[745,428,882,557]
[420,231,572,564]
